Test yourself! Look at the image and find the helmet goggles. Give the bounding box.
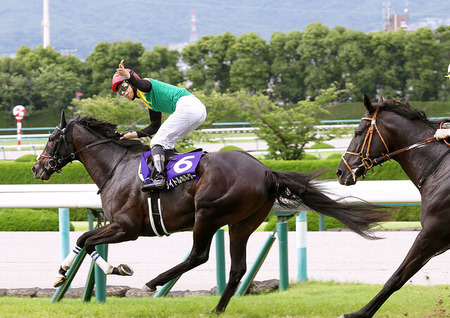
[116,80,130,101]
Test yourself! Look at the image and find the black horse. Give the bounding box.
[336,95,450,317]
[33,111,391,313]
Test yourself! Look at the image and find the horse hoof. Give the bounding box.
[142,284,156,293]
[53,275,67,288]
[116,264,134,276]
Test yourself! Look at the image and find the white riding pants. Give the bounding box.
[150,94,207,150]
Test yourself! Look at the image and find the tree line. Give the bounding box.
[1,22,449,114]
[1,23,449,160]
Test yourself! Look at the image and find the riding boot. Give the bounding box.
[142,145,166,192]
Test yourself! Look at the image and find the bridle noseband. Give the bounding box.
[341,108,445,183]
[341,108,391,182]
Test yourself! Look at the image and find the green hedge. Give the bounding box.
[219,145,244,152]
[2,157,409,184]
[260,159,409,181]
[0,161,92,184]
[264,212,344,231]
[0,209,74,231]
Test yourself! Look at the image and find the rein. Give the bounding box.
[341,108,447,183]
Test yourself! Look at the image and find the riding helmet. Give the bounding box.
[111,69,140,92]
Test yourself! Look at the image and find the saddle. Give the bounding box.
[139,149,205,191]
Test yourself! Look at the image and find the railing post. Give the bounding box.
[153,253,190,297]
[319,213,325,231]
[296,212,307,282]
[274,210,294,291]
[58,208,70,261]
[235,233,276,296]
[215,229,226,295]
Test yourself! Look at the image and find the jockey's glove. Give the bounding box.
[434,128,450,140]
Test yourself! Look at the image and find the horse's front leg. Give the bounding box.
[54,227,104,287]
[144,209,219,292]
[54,222,138,288]
[340,228,448,318]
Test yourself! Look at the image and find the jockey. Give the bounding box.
[112,60,207,191]
[434,64,450,141]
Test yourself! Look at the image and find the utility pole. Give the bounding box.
[42,0,50,48]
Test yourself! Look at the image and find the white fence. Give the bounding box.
[0,180,421,209]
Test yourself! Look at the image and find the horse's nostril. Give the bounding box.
[336,169,342,177]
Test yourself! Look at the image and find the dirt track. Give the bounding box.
[0,231,448,291]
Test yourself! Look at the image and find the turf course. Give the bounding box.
[0,282,448,317]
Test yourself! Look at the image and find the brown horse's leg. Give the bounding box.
[214,200,274,313]
[342,228,448,318]
[144,208,219,291]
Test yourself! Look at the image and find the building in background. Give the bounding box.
[383,1,409,31]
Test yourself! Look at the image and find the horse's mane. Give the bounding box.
[77,116,150,152]
[375,98,440,128]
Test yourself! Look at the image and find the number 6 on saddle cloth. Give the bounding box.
[139,149,205,190]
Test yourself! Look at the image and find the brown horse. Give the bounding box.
[336,95,450,317]
[32,111,391,313]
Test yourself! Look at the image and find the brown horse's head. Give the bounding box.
[32,110,74,180]
[336,95,420,186]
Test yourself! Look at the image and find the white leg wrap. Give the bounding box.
[61,246,82,271]
[90,251,113,275]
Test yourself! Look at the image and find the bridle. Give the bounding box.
[37,117,119,176]
[341,108,444,183]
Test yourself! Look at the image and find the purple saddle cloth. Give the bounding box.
[140,150,205,190]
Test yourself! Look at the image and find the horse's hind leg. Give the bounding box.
[213,200,274,313]
[342,228,449,318]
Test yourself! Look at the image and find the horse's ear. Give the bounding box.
[60,110,67,129]
[363,94,375,113]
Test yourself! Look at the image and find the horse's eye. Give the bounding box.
[355,130,361,137]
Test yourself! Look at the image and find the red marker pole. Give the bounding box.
[16,118,22,150]
[12,105,26,151]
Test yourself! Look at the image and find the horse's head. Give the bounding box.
[32,111,79,180]
[336,95,394,186]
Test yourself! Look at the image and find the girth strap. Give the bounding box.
[147,192,169,237]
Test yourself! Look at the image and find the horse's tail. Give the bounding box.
[265,170,392,239]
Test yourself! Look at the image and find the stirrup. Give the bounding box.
[142,177,166,192]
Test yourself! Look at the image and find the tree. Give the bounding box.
[334,28,375,99]
[298,22,335,99]
[139,45,184,85]
[229,32,271,93]
[33,64,80,113]
[368,30,408,98]
[269,30,306,104]
[0,71,37,111]
[0,46,85,112]
[181,32,236,93]
[237,83,352,160]
[404,28,442,101]
[435,25,450,100]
